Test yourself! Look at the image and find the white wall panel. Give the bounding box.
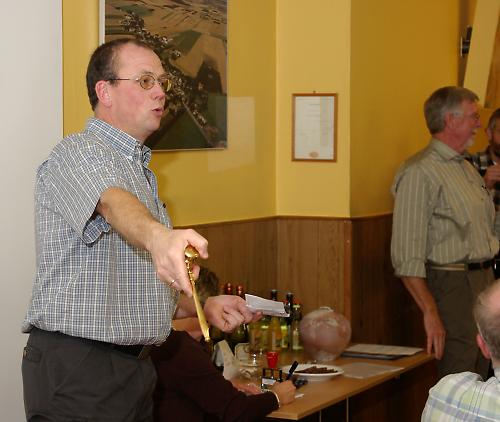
[0,1,62,419]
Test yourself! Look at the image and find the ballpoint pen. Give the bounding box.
[286,360,299,380]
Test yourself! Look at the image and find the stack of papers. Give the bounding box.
[340,362,403,379]
[245,294,290,317]
[341,344,423,360]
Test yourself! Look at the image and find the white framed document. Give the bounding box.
[292,93,337,162]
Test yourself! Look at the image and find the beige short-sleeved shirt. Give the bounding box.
[391,139,499,278]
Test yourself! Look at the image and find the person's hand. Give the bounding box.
[204,295,259,332]
[230,380,262,395]
[149,227,208,297]
[423,309,446,359]
[271,380,296,406]
[483,164,500,189]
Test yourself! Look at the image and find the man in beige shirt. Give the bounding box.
[391,86,499,379]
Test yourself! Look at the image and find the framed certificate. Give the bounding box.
[292,93,337,161]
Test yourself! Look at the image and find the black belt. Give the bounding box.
[107,343,152,359]
[74,335,152,359]
[33,328,152,359]
[467,260,493,271]
[428,260,493,272]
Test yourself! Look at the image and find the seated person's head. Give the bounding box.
[473,280,500,365]
[196,266,220,305]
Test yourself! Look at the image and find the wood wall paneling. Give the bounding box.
[277,218,321,312]
[189,214,426,349]
[194,218,278,298]
[349,215,426,347]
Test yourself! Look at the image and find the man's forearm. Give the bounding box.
[96,187,166,251]
[401,276,438,315]
[96,187,209,296]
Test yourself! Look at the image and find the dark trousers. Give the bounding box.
[426,267,493,379]
[22,328,156,422]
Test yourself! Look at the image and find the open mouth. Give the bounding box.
[153,107,164,116]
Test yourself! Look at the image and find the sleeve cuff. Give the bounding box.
[270,390,281,408]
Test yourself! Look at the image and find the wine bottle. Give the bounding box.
[228,284,248,350]
[291,302,303,351]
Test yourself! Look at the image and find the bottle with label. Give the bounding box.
[280,300,289,349]
[228,284,248,350]
[259,289,277,352]
[285,292,294,348]
[248,319,263,355]
[228,322,248,351]
[267,314,282,352]
[291,302,303,351]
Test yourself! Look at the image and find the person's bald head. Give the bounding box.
[474,280,500,361]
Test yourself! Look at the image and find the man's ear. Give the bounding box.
[476,333,492,360]
[444,112,456,130]
[95,80,111,107]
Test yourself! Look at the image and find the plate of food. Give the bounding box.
[281,363,344,382]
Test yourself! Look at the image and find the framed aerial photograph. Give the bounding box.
[100,0,228,151]
[292,93,337,162]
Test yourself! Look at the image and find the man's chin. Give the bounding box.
[464,138,475,150]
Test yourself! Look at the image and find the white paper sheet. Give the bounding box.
[340,362,403,379]
[245,294,290,317]
[344,344,423,356]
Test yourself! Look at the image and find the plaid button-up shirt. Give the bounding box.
[466,146,500,211]
[422,369,500,421]
[23,118,178,345]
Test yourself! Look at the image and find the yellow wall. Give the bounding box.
[62,1,98,134]
[275,0,351,217]
[151,1,277,226]
[63,0,277,226]
[64,1,477,222]
[350,0,462,216]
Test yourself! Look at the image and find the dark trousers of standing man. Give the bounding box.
[22,327,156,422]
[426,266,494,380]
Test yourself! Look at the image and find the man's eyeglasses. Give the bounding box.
[107,74,172,93]
[452,111,480,122]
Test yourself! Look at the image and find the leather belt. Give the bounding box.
[108,344,152,359]
[33,328,152,359]
[428,260,493,272]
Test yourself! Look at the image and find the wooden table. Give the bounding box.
[265,352,436,421]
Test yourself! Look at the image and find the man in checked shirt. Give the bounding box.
[391,86,500,381]
[21,38,258,421]
[467,108,500,278]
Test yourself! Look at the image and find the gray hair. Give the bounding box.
[424,86,479,134]
[473,280,500,360]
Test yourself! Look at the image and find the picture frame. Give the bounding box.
[99,0,228,151]
[292,93,337,162]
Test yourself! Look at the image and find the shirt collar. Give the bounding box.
[494,367,500,380]
[85,117,152,166]
[429,138,464,162]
